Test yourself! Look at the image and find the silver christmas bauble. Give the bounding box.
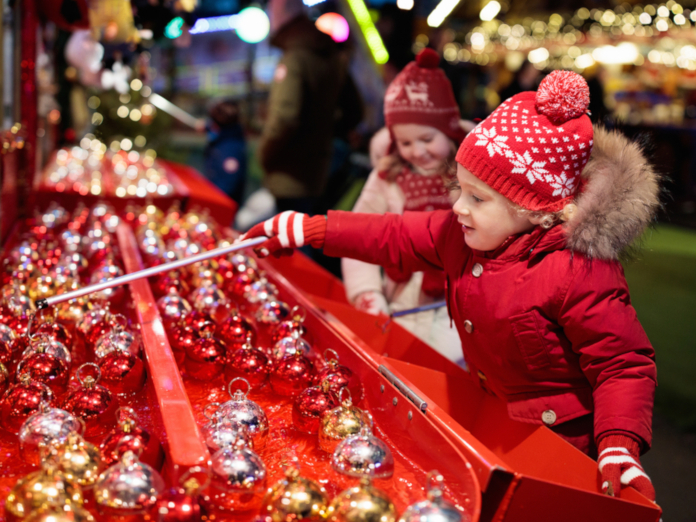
[210,443,266,493]
[331,424,394,479]
[18,404,82,465]
[24,335,72,366]
[94,450,164,515]
[215,379,268,450]
[94,328,141,359]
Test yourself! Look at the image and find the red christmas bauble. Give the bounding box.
[7,314,29,337]
[315,360,362,404]
[184,334,226,381]
[152,273,191,299]
[85,314,129,353]
[269,352,315,397]
[62,366,117,438]
[216,312,256,348]
[35,322,72,348]
[17,352,70,397]
[170,323,199,367]
[292,382,339,434]
[150,487,202,522]
[184,310,215,332]
[98,350,146,395]
[229,271,258,299]
[272,320,311,346]
[0,377,55,434]
[225,344,270,389]
[100,421,162,469]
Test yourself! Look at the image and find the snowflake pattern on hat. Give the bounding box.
[463,91,594,210]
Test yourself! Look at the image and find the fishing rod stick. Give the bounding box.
[35,236,268,310]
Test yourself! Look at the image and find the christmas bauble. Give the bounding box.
[18,404,81,466]
[156,290,192,329]
[272,305,310,345]
[24,335,71,368]
[94,326,141,359]
[61,363,117,438]
[244,278,278,306]
[89,266,125,304]
[270,351,315,398]
[201,413,250,454]
[271,331,316,363]
[169,322,198,367]
[0,375,55,434]
[216,378,269,450]
[293,379,339,434]
[225,338,270,390]
[94,450,165,516]
[191,283,230,322]
[56,296,92,333]
[319,389,369,454]
[184,327,225,381]
[216,310,256,348]
[152,272,190,299]
[0,323,16,365]
[76,303,108,344]
[398,471,468,522]
[151,481,203,522]
[332,424,394,479]
[229,270,259,299]
[261,465,328,522]
[314,349,362,403]
[98,349,146,395]
[256,299,291,332]
[16,348,70,397]
[100,408,162,469]
[183,310,215,332]
[84,312,128,352]
[205,442,266,511]
[5,465,83,520]
[34,322,72,351]
[326,479,396,522]
[53,432,101,488]
[23,505,95,522]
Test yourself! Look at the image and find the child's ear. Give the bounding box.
[527,213,546,226]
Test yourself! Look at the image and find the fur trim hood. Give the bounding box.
[563,125,661,260]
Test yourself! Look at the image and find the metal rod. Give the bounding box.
[391,300,446,318]
[379,364,428,413]
[148,93,201,129]
[35,236,268,310]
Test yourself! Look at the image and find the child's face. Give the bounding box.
[392,124,453,172]
[452,164,537,251]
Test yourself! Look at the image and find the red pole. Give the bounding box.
[19,0,38,217]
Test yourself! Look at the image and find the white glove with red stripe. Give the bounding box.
[241,211,327,258]
[354,291,389,316]
[597,434,655,501]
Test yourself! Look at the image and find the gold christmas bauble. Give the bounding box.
[319,394,370,454]
[53,433,101,488]
[24,505,95,522]
[5,466,83,520]
[326,479,397,522]
[261,467,328,522]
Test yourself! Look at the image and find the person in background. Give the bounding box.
[499,59,542,102]
[204,99,247,206]
[259,0,347,215]
[342,49,471,365]
[243,71,660,502]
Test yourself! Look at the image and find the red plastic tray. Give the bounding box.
[260,251,662,522]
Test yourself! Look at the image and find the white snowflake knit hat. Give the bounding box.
[456,70,593,212]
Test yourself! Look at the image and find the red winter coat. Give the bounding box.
[324,127,660,449]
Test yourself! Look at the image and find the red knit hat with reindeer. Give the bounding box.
[456,70,593,212]
[384,48,466,145]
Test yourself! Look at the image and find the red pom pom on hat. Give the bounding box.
[415,48,441,69]
[535,70,590,124]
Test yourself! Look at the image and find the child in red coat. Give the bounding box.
[243,71,659,501]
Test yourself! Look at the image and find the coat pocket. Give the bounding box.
[510,310,553,371]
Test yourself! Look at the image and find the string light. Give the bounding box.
[428,0,462,28]
[345,0,389,64]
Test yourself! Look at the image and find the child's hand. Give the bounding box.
[598,434,655,501]
[241,211,327,258]
[354,291,389,316]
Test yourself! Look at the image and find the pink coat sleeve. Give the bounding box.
[325,210,452,273]
[558,258,657,449]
